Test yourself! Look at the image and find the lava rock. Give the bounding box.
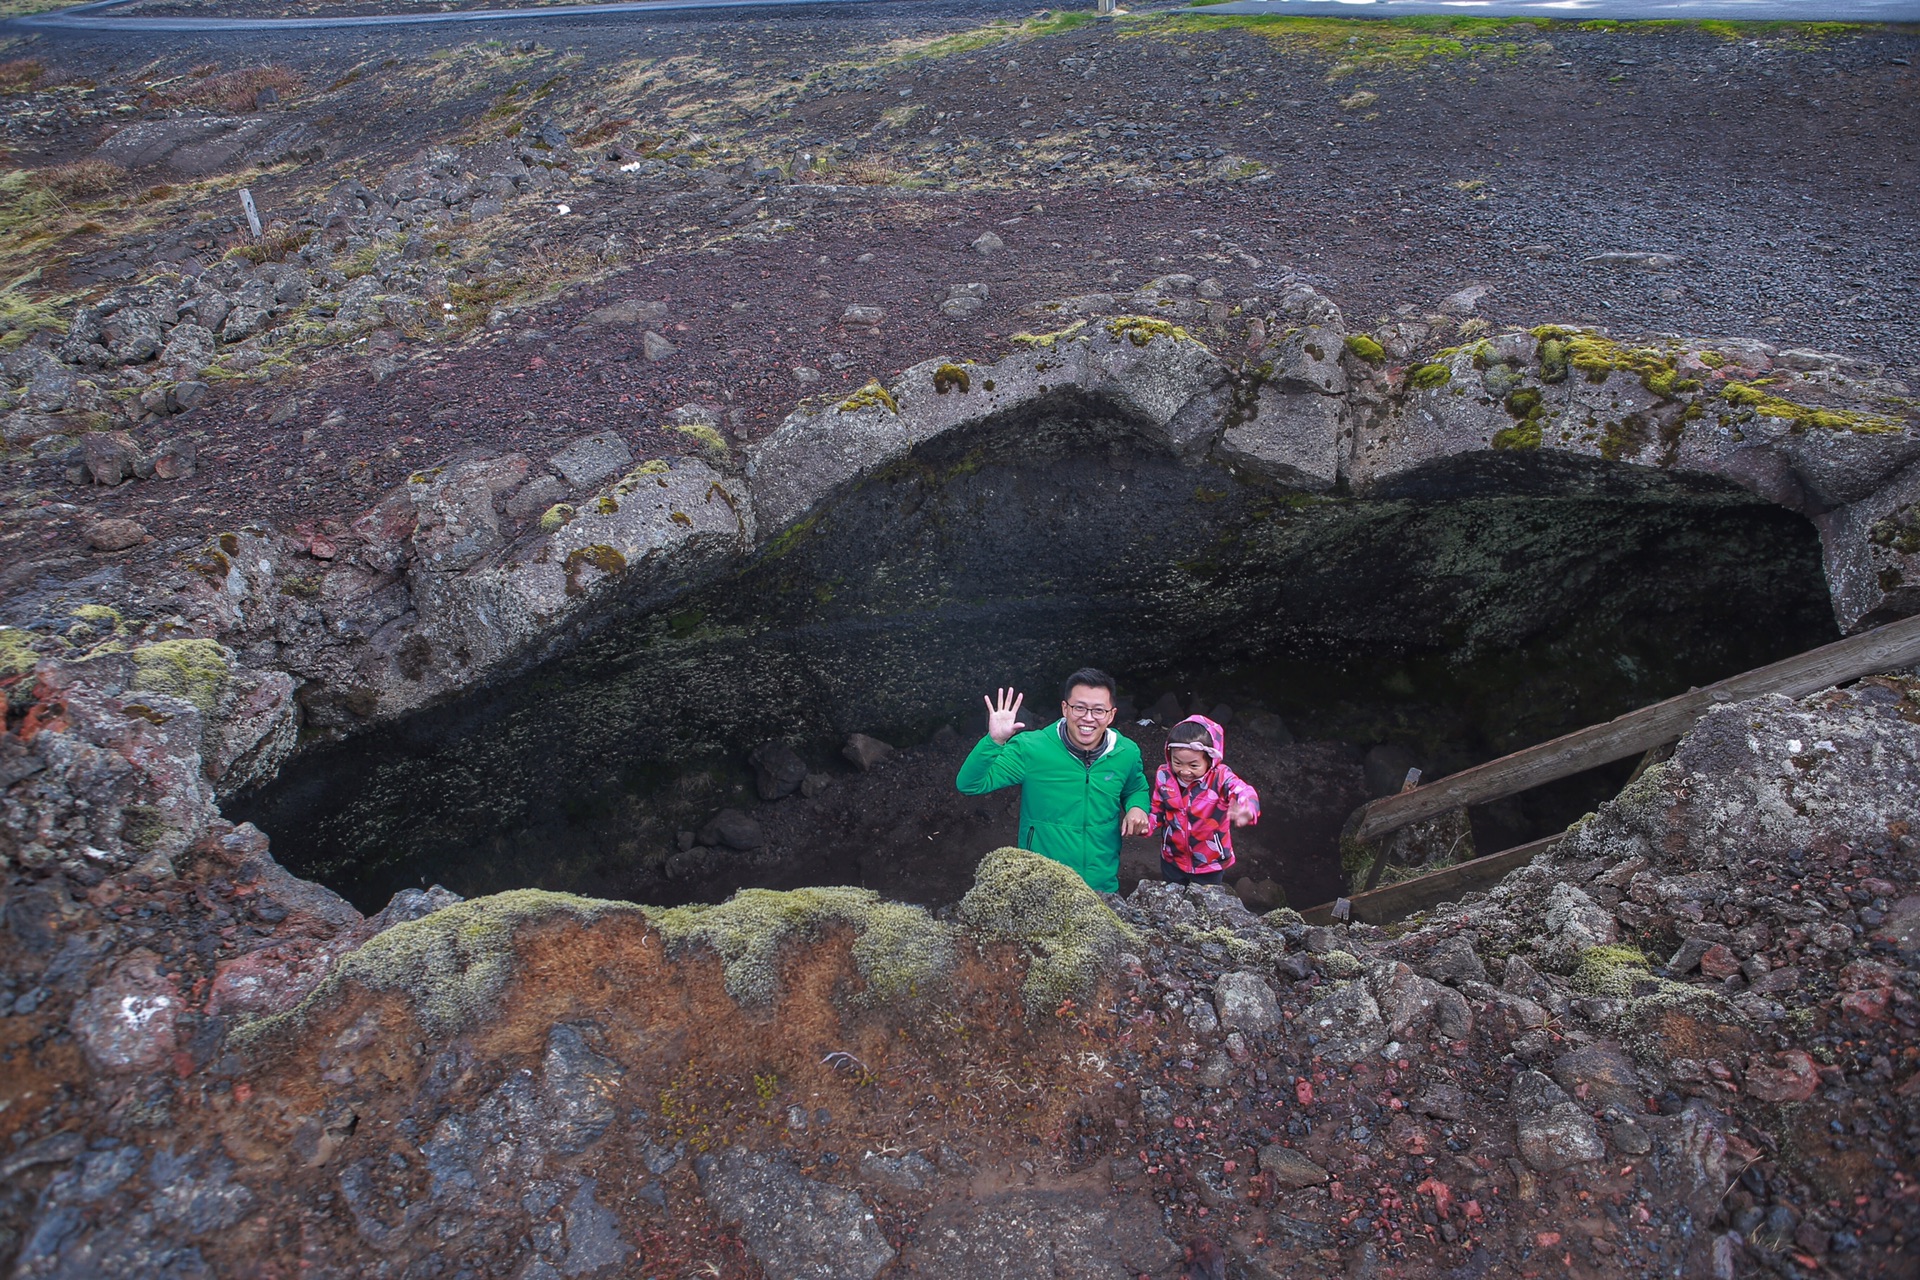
[1512,1069,1605,1172]
[840,305,885,327]
[1258,1144,1329,1189]
[842,733,894,772]
[641,330,678,362]
[82,431,139,486]
[549,431,633,488]
[749,741,809,800]
[1550,1042,1644,1114]
[1421,935,1487,986]
[1413,1083,1468,1121]
[1745,1050,1820,1104]
[1213,970,1280,1032]
[541,1024,623,1154]
[1302,979,1388,1063]
[970,231,1004,256]
[697,809,765,851]
[84,518,149,551]
[698,1147,894,1280]
[561,1178,628,1275]
[506,474,569,522]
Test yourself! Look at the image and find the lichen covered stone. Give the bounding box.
[130,638,230,714]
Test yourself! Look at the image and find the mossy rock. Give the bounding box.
[1106,315,1196,348]
[1720,381,1902,435]
[1407,362,1451,390]
[235,889,641,1046]
[539,503,576,533]
[643,886,954,1007]
[957,847,1138,1011]
[129,638,230,715]
[1571,944,1656,998]
[673,423,730,461]
[839,380,899,414]
[1342,334,1385,365]
[1011,319,1087,350]
[1319,948,1364,979]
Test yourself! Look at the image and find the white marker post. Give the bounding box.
[239,188,262,239]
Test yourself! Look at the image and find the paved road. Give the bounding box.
[1190,0,1920,20]
[16,0,1919,30]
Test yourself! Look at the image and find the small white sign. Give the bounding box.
[239,188,262,239]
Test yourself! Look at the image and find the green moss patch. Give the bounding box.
[1492,385,1546,451]
[839,380,899,414]
[1343,334,1385,365]
[1720,381,1903,435]
[129,639,230,715]
[237,890,641,1046]
[0,626,41,682]
[539,503,576,533]
[1012,319,1087,350]
[643,886,954,1007]
[1572,944,1656,998]
[1407,362,1452,390]
[674,423,730,461]
[957,847,1138,1010]
[1107,315,1195,348]
[932,362,972,394]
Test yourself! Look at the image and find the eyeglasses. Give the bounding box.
[1065,703,1114,719]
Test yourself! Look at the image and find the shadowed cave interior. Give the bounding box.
[234,397,1841,915]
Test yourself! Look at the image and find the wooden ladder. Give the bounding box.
[1301,612,1920,926]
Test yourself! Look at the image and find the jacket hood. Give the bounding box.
[1163,715,1226,775]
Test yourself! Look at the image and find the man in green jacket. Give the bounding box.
[955,667,1151,894]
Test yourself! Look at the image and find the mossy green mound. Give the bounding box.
[644,886,955,1007]
[130,638,230,715]
[957,847,1138,1010]
[235,890,641,1047]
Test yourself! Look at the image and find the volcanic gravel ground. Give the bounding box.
[2,14,1916,565]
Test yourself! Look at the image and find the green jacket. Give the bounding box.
[956,722,1151,893]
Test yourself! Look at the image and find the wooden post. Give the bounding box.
[239,188,262,240]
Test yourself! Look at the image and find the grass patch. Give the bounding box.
[0,57,45,91]
[227,225,313,266]
[0,273,83,350]
[1160,14,1533,67]
[145,65,302,113]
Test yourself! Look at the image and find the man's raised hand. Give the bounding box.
[985,687,1026,745]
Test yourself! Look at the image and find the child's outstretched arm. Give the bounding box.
[1221,765,1261,826]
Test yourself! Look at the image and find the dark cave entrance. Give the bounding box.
[235,401,1841,916]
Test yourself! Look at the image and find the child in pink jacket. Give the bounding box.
[1149,716,1260,885]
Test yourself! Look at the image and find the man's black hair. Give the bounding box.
[1061,667,1117,701]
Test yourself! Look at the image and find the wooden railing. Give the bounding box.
[1313,612,1920,922]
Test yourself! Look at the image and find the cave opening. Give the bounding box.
[234,395,1840,916]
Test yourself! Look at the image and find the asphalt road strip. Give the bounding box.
[1184,0,1920,19]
